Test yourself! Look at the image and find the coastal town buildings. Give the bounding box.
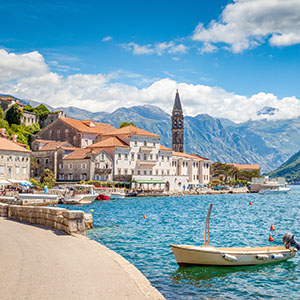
[37,117,116,148]
[28,90,212,191]
[0,132,31,187]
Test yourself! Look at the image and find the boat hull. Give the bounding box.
[64,194,97,204]
[96,194,111,201]
[170,244,296,266]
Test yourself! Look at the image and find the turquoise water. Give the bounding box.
[61,187,300,299]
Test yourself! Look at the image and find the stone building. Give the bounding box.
[59,148,113,182]
[21,110,38,126]
[37,117,116,148]
[41,110,66,128]
[171,90,184,152]
[31,139,75,178]
[0,136,31,183]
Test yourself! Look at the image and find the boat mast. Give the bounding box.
[204,204,213,246]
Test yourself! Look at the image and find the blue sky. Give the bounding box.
[1,0,300,122]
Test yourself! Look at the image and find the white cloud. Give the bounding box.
[121,42,154,55]
[102,36,112,42]
[2,50,300,123]
[192,0,300,53]
[122,41,189,56]
[0,49,48,82]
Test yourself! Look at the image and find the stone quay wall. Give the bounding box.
[0,203,92,235]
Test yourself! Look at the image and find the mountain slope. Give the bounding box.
[267,150,300,183]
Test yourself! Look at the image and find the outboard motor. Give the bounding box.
[283,233,300,251]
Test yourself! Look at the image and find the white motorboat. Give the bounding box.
[110,188,126,199]
[259,186,291,194]
[63,184,97,205]
[170,204,299,267]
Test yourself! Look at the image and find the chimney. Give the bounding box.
[12,134,18,143]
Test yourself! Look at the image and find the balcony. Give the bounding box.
[94,168,112,175]
[140,146,153,152]
[137,159,157,167]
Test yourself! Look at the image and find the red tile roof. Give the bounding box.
[61,117,116,134]
[226,163,260,170]
[160,145,173,152]
[101,125,160,138]
[0,137,31,153]
[63,148,93,160]
[172,151,209,161]
[87,136,129,149]
[39,141,74,151]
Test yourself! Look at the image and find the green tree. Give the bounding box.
[35,104,50,123]
[5,104,23,125]
[120,122,136,128]
[0,106,4,119]
[40,169,56,188]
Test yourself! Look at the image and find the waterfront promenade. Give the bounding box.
[0,218,165,300]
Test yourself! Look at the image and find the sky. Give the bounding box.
[1,0,300,123]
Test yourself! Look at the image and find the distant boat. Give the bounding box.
[170,204,299,267]
[259,186,291,195]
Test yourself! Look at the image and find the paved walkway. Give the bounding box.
[0,218,165,300]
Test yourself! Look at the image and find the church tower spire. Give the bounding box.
[171,89,184,152]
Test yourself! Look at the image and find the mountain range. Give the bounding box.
[2,94,299,173]
[56,105,300,173]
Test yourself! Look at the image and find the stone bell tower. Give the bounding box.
[171,89,184,152]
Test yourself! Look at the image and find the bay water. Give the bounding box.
[62,186,300,299]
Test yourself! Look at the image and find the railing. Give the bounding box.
[137,159,157,167]
[140,146,153,152]
[94,168,112,174]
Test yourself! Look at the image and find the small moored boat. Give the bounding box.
[170,204,299,267]
[63,184,97,205]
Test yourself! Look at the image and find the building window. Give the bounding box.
[59,174,64,180]
[36,159,40,164]
[137,170,141,175]
[138,154,141,159]
[101,154,105,161]
[134,141,137,146]
[144,141,147,146]
[124,169,128,175]
[0,165,4,174]
[23,167,26,175]
[150,154,153,160]
[118,153,121,159]
[59,163,63,169]
[150,170,152,175]
[153,142,156,147]
[16,167,20,175]
[68,163,73,169]
[131,153,134,160]
[156,170,158,175]
[45,158,49,164]
[118,169,121,175]
[81,163,86,169]
[125,154,128,159]
[167,170,170,175]
[156,154,158,160]
[167,156,170,161]
[143,153,147,160]
[68,174,73,180]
